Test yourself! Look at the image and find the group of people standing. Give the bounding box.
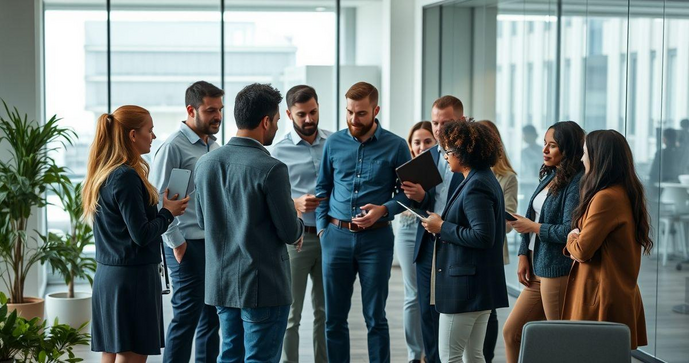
[82,79,652,363]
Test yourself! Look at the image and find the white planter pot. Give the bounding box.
[45,292,92,331]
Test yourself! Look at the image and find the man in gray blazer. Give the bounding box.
[194,83,304,363]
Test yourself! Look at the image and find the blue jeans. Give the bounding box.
[321,223,394,363]
[216,305,290,363]
[163,239,219,363]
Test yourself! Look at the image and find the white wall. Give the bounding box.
[355,1,383,67]
[382,0,416,138]
[0,0,47,298]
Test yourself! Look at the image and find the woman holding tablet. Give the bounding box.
[82,105,189,362]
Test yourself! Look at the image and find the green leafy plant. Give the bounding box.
[0,99,76,304]
[0,292,90,363]
[29,320,90,363]
[0,292,45,361]
[45,182,96,298]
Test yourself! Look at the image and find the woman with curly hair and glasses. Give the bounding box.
[502,121,586,363]
[421,120,508,363]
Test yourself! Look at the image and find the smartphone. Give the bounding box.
[504,211,517,221]
[167,168,191,200]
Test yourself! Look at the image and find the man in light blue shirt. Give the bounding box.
[271,85,331,363]
[150,81,223,363]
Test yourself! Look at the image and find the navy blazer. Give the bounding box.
[413,147,464,262]
[434,167,509,314]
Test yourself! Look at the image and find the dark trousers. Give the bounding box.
[483,309,498,363]
[163,239,220,363]
[416,235,440,363]
[321,223,394,363]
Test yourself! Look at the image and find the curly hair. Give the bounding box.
[540,121,585,195]
[439,120,502,169]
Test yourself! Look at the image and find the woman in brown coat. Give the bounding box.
[563,130,653,349]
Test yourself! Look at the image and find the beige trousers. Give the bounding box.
[502,273,568,363]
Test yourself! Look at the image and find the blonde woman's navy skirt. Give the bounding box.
[91,263,164,355]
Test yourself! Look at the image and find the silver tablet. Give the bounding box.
[167,168,191,200]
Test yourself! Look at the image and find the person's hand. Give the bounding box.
[421,212,443,234]
[173,242,187,264]
[509,214,539,234]
[351,204,387,228]
[517,255,532,287]
[566,229,584,262]
[401,181,426,203]
[294,194,326,214]
[295,237,304,252]
[163,188,190,217]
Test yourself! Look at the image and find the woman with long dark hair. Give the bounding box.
[563,130,651,349]
[502,121,586,363]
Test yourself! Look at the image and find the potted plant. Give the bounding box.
[0,292,90,363]
[44,181,97,330]
[0,292,44,363]
[0,100,75,319]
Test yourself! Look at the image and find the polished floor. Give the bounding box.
[71,265,512,362]
[68,262,656,362]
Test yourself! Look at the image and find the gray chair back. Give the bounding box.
[518,320,631,363]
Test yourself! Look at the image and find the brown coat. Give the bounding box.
[562,185,647,349]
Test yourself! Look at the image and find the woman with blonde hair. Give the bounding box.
[83,105,189,362]
[397,121,436,363]
[476,120,517,363]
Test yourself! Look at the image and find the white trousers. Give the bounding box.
[439,309,491,363]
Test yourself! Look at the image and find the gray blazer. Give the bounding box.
[194,137,304,308]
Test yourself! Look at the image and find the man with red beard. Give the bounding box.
[315,82,412,363]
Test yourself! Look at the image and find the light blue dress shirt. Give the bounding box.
[271,128,332,227]
[150,121,219,248]
[434,145,455,215]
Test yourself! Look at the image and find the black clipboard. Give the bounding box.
[395,149,442,191]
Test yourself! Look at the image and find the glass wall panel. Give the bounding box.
[651,1,689,361]
[109,2,222,159]
[495,0,559,290]
[44,4,107,239]
[421,1,689,361]
[223,1,337,140]
[338,0,383,130]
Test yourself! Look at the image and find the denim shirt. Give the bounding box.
[315,120,412,233]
